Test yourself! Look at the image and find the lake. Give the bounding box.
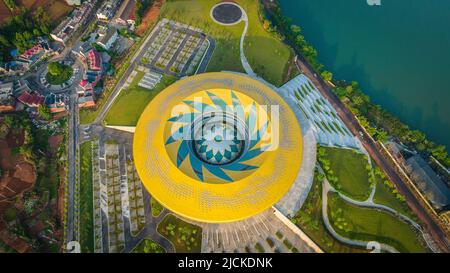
[279,0,450,149]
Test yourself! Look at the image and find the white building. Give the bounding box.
[0,82,13,100]
[97,0,120,21]
[97,27,118,50]
[66,0,81,6]
[115,0,136,27]
[51,1,93,44]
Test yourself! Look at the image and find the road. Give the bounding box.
[294,54,450,252]
[63,2,103,248]
[66,92,79,244]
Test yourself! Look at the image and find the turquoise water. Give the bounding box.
[279,0,450,149]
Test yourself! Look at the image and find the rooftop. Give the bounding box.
[117,0,136,23]
[407,155,450,209]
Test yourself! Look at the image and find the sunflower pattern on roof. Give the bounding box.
[164,90,270,183]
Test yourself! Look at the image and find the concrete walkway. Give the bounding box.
[321,179,400,253]
[238,12,255,77]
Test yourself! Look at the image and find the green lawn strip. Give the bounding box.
[327,192,428,253]
[157,214,202,253]
[151,197,164,218]
[291,174,367,253]
[242,0,293,86]
[79,141,94,253]
[318,146,372,201]
[104,74,178,126]
[132,238,166,253]
[373,174,418,221]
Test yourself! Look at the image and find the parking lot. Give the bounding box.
[140,19,213,77]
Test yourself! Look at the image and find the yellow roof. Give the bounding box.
[133,72,303,223]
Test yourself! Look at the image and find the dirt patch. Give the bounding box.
[0,1,12,25]
[1,0,73,24]
[52,111,67,121]
[0,222,32,253]
[56,176,65,225]
[48,135,64,151]
[0,120,36,214]
[135,0,164,37]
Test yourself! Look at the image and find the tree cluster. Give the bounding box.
[135,0,155,26]
[334,81,449,167]
[0,7,52,61]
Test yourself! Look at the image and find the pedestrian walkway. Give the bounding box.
[280,75,361,150]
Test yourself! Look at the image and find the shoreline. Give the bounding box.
[262,0,449,169]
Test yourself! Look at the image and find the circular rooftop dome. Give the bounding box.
[211,2,243,25]
[192,113,246,165]
[133,72,303,223]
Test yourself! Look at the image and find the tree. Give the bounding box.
[263,20,271,30]
[38,105,52,121]
[290,25,301,34]
[431,145,448,161]
[3,115,14,128]
[0,35,11,48]
[48,62,64,76]
[321,70,333,82]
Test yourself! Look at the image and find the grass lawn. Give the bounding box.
[151,197,164,217]
[46,62,73,85]
[104,73,178,126]
[160,0,292,86]
[318,147,372,201]
[374,175,417,221]
[79,141,94,253]
[328,192,428,253]
[292,174,368,253]
[157,214,202,253]
[133,238,166,253]
[240,0,294,86]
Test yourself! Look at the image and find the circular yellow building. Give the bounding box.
[133,72,303,223]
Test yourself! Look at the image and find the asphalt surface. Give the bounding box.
[66,93,79,244]
[294,54,450,252]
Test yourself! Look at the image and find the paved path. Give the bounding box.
[117,143,174,253]
[321,179,399,253]
[238,12,255,77]
[66,92,79,245]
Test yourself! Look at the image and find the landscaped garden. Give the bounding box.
[159,0,293,86]
[240,0,294,86]
[291,172,368,253]
[327,192,428,253]
[133,239,166,253]
[151,197,164,217]
[79,140,94,253]
[157,214,202,253]
[317,146,373,201]
[297,144,427,253]
[103,73,178,126]
[372,166,417,220]
[46,62,73,85]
